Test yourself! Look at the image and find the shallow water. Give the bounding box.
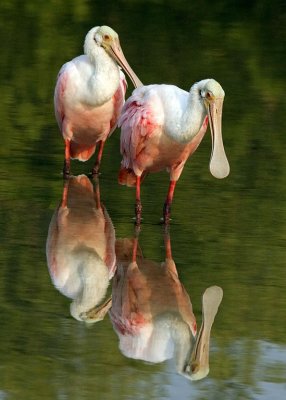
[1,1,286,399]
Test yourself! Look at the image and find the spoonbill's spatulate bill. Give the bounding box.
[118,79,229,223]
[54,26,142,177]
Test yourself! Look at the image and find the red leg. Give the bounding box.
[135,175,142,225]
[163,224,178,276]
[91,176,101,210]
[163,180,177,224]
[63,139,71,178]
[92,140,105,175]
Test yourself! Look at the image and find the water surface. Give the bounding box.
[0,1,286,399]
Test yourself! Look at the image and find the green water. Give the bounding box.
[1,1,286,399]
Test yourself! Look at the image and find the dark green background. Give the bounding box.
[0,1,285,399]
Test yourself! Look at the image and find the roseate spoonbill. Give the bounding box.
[54,26,142,177]
[118,79,230,223]
[46,175,115,322]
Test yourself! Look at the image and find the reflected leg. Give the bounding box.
[63,139,71,178]
[91,175,101,210]
[132,222,141,263]
[61,178,69,208]
[163,223,172,260]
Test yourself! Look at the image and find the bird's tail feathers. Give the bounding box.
[118,167,148,187]
[118,167,137,187]
[70,142,96,161]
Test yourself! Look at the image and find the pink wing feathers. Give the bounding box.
[54,66,68,132]
[118,87,164,185]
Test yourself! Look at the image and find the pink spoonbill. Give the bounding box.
[118,79,230,223]
[54,26,142,177]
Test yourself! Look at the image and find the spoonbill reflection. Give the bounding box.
[85,225,223,380]
[46,175,115,321]
[54,26,142,177]
[110,229,197,370]
[118,79,229,223]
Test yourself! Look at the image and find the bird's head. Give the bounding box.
[199,79,225,105]
[84,26,143,88]
[198,79,229,179]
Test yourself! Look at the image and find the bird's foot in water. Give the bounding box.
[63,172,70,180]
[63,162,70,179]
[135,200,142,225]
[90,164,101,177]
[163,202,172,224]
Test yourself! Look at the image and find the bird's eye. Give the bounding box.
[206,92,212,99]
[104,34,111,41]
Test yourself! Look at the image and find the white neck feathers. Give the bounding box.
[166,80,210,143]
[83,33,120,105]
